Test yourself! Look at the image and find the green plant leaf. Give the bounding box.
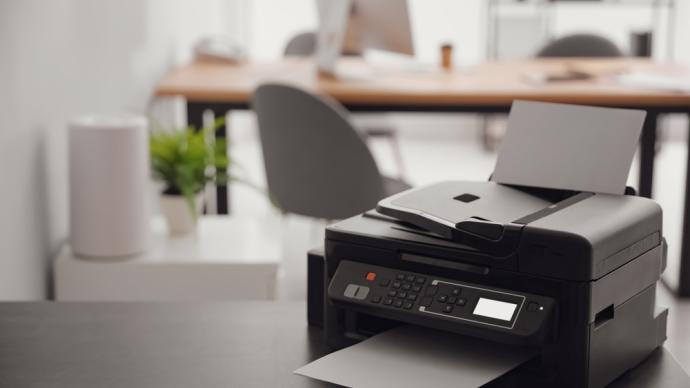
[149,117,272,216]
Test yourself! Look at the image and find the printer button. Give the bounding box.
[402,283,412,291]
[398,291,408,299]
[396,274,405,281]
[412,285,422,293]
[403,302,413,310]
[451,288,461,296]
[384,298,394,305]
[406,275,416,282]
[448,296,457,304]
[392,282,402,289]
[456,298,467,307]
[388,290,397,297]
[344,284,359,299]
[438,295,448,303]
[416,277,426,284]
[527,302,541,312]
[443,305,454,314]
[344,284,369,300]
[407,293,418,301]
[393,300,403,308]
[420,297,433,307]
[425,285,438,296]
[371,296,382,304]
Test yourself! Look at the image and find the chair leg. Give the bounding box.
[480,115,506,152]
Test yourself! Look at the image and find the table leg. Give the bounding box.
[186,102,230,215]
[638,112,657,198]
[215,111,229,215]
[678,115,690,296]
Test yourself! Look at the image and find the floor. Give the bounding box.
[220,111,690,370]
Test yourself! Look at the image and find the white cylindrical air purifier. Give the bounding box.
[69,115,149,258]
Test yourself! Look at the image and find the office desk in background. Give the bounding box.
[0,302,687,388]
[155,58,690,296]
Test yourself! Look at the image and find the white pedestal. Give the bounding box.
[55,216,281,301]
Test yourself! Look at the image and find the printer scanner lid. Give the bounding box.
[376,181,580,248]
[378,181,550,235]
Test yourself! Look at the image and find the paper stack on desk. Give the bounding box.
[295,326,536,388]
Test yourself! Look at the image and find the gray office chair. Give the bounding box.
[252,83,411,220]
[536,33,623,58]
[283,31,407,179]
[284,32,317,57]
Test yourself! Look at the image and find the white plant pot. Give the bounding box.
[160,194,203,235]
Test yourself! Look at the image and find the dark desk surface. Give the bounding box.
[0,302,686,388]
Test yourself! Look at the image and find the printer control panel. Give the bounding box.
[329,260,555,343]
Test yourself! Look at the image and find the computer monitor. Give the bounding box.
[315,0,414,76]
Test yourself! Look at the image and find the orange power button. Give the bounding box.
[365,272,377,281]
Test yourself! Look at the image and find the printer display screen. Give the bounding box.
[472,298,517,321]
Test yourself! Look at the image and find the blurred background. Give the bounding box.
[1,0,690,304]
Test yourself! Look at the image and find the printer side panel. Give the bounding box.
[588,285,667,388]
[519,195,662,281]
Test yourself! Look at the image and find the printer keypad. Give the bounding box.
[368,271,474,316]
[378,273,428,310]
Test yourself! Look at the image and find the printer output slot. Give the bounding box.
[594,304,615,329]
[401,252,490,275]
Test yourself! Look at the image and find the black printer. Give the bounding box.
[307,180,667,388]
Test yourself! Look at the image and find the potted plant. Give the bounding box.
[149,119,229,235]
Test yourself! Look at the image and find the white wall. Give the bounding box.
[0,0,231,300]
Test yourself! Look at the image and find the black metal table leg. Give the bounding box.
[638,112,658,198]
[215,112,229,215]
[678,115,690,296]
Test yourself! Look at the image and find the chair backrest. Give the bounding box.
[536,33,623,58]
[284,32,317,57]
[251,83,386,219]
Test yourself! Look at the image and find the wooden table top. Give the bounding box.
[155,58,690,108]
